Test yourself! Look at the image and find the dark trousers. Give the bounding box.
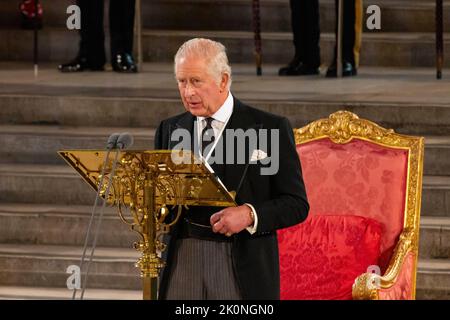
[289,0,361,67]
[78,0,136,66]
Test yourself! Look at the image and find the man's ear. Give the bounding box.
[220,73,229,91]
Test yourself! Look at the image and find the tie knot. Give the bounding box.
[205,117,214,128]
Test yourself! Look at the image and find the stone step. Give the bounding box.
[413,288,450,300]
[0,286,141,300]
[419,217,450,259]
[0,164,96,205]
[424,137,450,176]
[416,259,450,299]
[0,125,447,175]
[5,94,450,136]
[1,0,448,33]
[0,163,448,216]
[0,244,141,290]
[0,203,139,248]
[0,203,448,259]
[1,28,450,67]
[422,176,450,217]
[1,64,450,136]
[0,125,155,165]
[0,243,446,298]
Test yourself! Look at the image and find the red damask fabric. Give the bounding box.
[278,214,382,300]
[296,138,408,271]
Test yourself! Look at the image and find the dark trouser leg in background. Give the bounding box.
[79,0,105,68]
[292,0,321,68]
[109,0,136,58]
[58,0,105,71]
[326,0,362,77]
[279,0,320,75]
[110,0,138,72]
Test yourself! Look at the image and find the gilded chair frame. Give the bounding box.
[293,111,425,300]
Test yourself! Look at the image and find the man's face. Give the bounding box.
[175,56,227,117]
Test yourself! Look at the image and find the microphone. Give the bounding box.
[73,132,131,300]
[116,132,134,150]
[106,133,121,150]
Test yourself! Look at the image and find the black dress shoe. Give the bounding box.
[279,57,319,76]
[58,57,104,72]
[326,60,357,77]
[112,53,138,73]
[279,56,300,75]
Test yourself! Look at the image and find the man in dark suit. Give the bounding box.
[155,38,309,299]
[279,0,362,77]
[58,0,137,73]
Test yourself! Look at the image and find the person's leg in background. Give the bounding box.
[58,0,105,72]
[326,0,362,77]
[279,0,320,76]
[109,0,138,73]
[349,0,363,71]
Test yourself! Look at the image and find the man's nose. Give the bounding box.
[184,83,196,97]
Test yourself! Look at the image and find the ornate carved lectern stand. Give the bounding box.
[58,150,236,300]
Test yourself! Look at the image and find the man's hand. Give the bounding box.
[210,205,254,237]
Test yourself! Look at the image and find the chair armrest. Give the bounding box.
[352,229,416,300]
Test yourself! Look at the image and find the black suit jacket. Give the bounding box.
[154,97,309,300]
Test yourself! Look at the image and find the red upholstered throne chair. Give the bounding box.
[278,111,424,300]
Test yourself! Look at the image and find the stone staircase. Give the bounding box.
[0,0,449,300]
[0,0,449,67]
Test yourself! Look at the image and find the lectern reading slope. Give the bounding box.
[58,149,237,300]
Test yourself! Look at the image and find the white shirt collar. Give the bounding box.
[197,91,234,124]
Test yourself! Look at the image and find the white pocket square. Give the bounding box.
[250,149,268,162]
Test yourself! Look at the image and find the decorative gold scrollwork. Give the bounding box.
[58,149,236,300]
[294,111,424,300]
[295,111,400,145]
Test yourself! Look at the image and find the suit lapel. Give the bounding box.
[222,98,261,198]
[170,112,196,150]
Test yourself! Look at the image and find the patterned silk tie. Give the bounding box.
[201,117,215,156]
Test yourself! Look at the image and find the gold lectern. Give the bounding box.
[58,150,236,300]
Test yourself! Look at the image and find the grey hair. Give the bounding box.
[174,38,232,90]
